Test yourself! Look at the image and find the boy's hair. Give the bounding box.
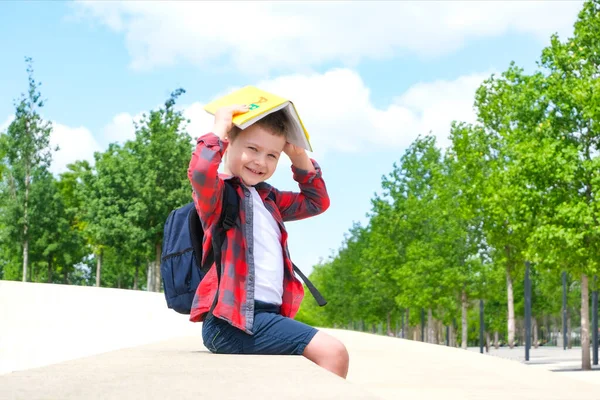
[228,109,289,142]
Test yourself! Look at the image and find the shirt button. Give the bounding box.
[244,192,250,197]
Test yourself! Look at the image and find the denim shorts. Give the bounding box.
[202,301,318,355]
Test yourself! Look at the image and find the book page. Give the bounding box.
[282,104,311,151]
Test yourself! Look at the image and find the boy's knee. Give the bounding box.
[325,338,349,365]
[303,332,349,378]
[304,331,348,364]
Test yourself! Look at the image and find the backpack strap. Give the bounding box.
[292,263,327,307]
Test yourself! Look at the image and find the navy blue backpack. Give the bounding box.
[160,182,326,315]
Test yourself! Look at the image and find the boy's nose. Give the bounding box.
[256,155,267,166]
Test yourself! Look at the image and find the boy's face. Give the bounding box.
[225,124,286,186]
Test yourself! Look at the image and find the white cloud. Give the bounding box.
[72,0,582,73]
[391,73,492,149]
[1,115,101,176]
[1,115,14,132]
[5,68,488,177]
[49,123,102,175]
[180,68,487,155]
[181,102,217,142]
[100,112,139,147]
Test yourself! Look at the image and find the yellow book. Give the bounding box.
[203,86,313,152]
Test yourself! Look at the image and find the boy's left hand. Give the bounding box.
[284,143,315,172]
[283,143,305,159]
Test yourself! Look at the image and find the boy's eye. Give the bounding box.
[269,154,278,159]
[248,146,257,152]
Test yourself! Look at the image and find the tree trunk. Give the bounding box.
[96,249,103,287]
[581,273,591,370]
[22,239,29,282]
[134,262,139,290]
[47,257,52,283]
[461,290,468,349]
[427,308,434,343]
[454,325,458,347]
[494,331,499,349]
[387,311,393,336]
[147,261,154,291]
[154,242,162,292]
[485,331,490,353]
[533,317,538,349]
[22,165,30,283]
[507,267,515,348]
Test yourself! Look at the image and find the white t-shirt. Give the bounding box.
[249,187,284,305]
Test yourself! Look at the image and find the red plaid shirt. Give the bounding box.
[187,133,330,334]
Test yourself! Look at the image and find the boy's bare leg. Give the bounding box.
[302,331,349,378]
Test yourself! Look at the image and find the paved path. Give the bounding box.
[467,345,600,386]
[0,337,376,400]
[2,329,599,400]
[2,282,598,399]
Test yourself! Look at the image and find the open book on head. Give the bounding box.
[203,86,313,152]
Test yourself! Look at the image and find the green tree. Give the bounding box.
[382,136,456,342]
[533,0,600,369]
[475,64,546,348]
[445,123,492,347]
[0,57,54,282]
[84,143,144,288]
[128,88,193,292]
[60,160,99,285]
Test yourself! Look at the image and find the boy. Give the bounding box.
[187,104,349,378]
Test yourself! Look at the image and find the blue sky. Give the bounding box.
[0,1,584,275]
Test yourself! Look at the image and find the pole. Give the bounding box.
[562,271,567,351]
[593,276,598,366]
[479,299,484,354]
[446,325,450,346]
[525,261,531,362]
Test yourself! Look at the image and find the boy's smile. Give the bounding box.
[245,166,264,176]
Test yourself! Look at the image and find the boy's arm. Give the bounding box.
[188,104,248,226]
[273,150,330,222]
[188,133,227,227]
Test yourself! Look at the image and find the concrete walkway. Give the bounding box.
[0,336,376,400]
[334,329,599,399]
[2,329,600,400]
[2,282,598,399]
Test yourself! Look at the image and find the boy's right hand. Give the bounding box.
[212,104,249,142]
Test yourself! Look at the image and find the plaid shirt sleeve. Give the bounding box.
[272,159,331,222]
[187,132,228,228]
